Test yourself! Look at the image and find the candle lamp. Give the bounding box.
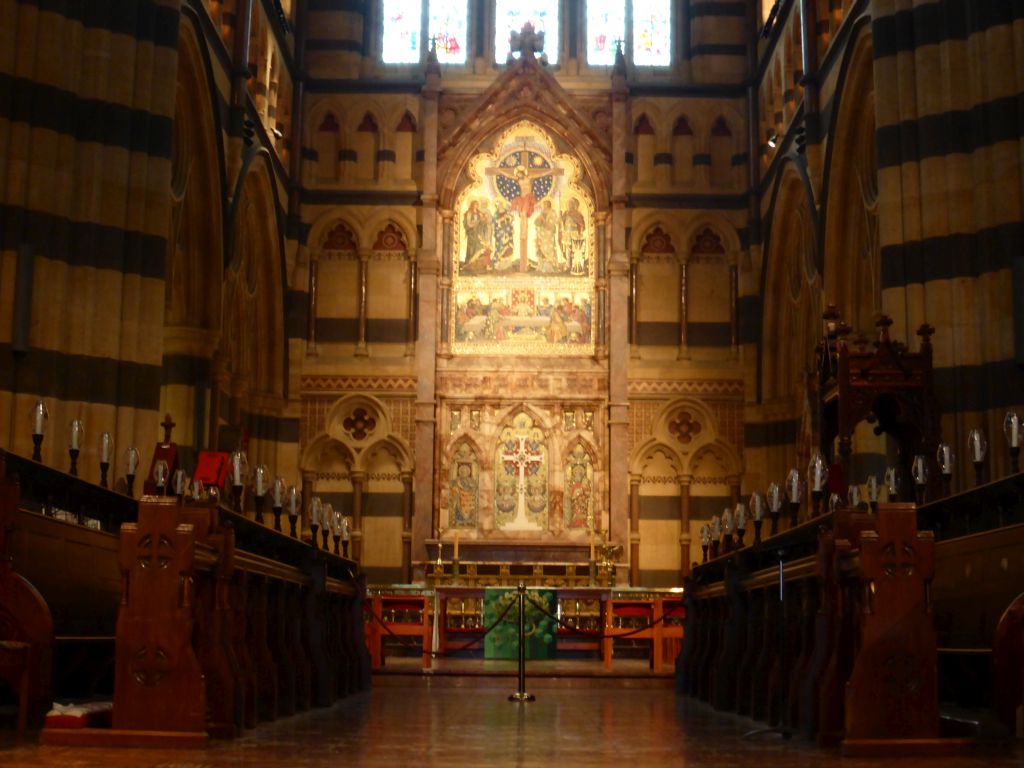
[99,432,113,487]
[766,481,783,535]
[847,483,862,509]
[286,485,300,537]
[153,458,168,496]
[230,450,247,514]
[884,466,901,502]
[866,474,880,513]
[700,524,710,563]
[735,503,747,547]
[309,497,322,549]
[1004,411,1020,472]
[785,468,803,528]
[936,443,954,497]
[331,510,342,555]
[341,516,351,558]
[828,493,842,514]
[67,419,84,475]
[125,446,140,497]
[252,464,268,523]
[270,476,285,531]
[710,515,721,559]
[172,468,187,501]
[911,454,929,505]
[807,451,828,518]
[720,507,734,553]
[321,503,332,549]
[968,429,987,486]
[749,492,764,545]
[192,479,205,502]
[30,400,48,461]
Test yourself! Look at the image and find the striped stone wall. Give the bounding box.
[0,0,182,481]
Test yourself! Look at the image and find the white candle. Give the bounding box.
[232,453,242,485]
[127,448,138,475]
[721,508,733,534]
[100,432,112,463]
[272,477,284,506]
[735,504,746,530]
[33,401,46,435]
[751,493,763,521]
[971,432,983,463]
[1011,414,1020,448]
[866,474,879,502]
[254,466,266,496]
[70,420,82,450]
[289,487,299,515]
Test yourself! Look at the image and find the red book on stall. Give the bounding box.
[194,450,230,488]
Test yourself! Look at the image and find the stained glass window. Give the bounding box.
[429,2,468,65]
[494,0,559,65]
[382,0,422,64]
[632,0,671,67]
[586,4,625,67]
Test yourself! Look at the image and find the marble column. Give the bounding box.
[629,476,641,586]
[678,475,692,578]
[355,249,369,356]
[351,471,365,561]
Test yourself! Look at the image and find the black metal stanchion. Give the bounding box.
[508,583,535,703]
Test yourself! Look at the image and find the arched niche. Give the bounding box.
[822,26,879,338]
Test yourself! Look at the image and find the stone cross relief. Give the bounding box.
[500,436,544,531]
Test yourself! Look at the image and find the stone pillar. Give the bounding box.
[678,475,692,578]
[678,261,689,359]
[351,471,365,561]
[307,257,319,354]
[301,471,314,537]
[608,58,631,558]
[629,476,641,586]
[355,249,369,356]
[406,254,417,356]
[401,471,414,581]
[413,57,442,575]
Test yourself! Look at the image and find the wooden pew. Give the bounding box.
[0,449,135,728]
[39,495,369,746]
[679,502,966,754]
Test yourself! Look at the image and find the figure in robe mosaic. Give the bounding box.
[564,444,594,530]
[448,443,480,528]
[494,413,548,531]
[452,121,596,355]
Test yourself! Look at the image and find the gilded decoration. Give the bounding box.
[494,413,548,530]
[452,122,596,356]
[448,442,480,528]
[564,444,594,530]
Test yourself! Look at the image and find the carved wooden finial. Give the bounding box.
[875,314,893,345]
[916,322,935,352]
[160,413,176,445]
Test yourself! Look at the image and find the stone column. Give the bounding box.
[405,253,417,356]
[307,257,319,354]
[413,56,442,575]
[678,475,692,578]
[629,476,641,586]
[301,471,314,537]
[678,261,689,359]
[607,56,631,562]
[401,471,414,581]
[350,470,365,561]
[355,249,370,356]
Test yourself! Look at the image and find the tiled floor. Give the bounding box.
[1,674,1021,767]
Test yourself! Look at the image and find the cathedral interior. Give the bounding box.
[1,0,1023,762]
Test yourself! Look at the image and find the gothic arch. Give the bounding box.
[629,438,685,476]
[821,20,879,336]
[165,15,224,331]
[632,218,683,259]
[301,433,357,474]
[687,439,742,480]
[308,210,362,253]
[436,57,611,209]
[680,215,742,265]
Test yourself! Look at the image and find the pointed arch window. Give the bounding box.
[586,0,672,67]
[381,0,468,65]
[494,0,559,65]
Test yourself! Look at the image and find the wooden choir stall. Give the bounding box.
[678,313,1024,753]
[0,448,370,744]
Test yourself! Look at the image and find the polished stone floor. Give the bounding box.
[1,675,1022,767]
